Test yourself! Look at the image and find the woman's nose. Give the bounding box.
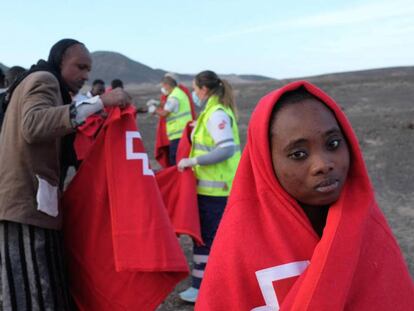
[310,154,334,176]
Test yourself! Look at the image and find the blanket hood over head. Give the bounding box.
[195,80,414,311]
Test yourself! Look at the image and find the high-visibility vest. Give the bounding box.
[190,95,241,196]
[166,87,192,141]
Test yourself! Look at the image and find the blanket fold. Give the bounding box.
[155,122,202,245]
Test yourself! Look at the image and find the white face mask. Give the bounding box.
[161,87,168,95]
[192,91,202,107]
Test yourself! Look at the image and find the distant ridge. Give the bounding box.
[1,54,272,85]
[285,66,414,84]
[90,51,273,85]
[90,51,166,84]
[2,55,413,85]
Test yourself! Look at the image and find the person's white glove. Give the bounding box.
[148,105,157,114]
[146,99,160,107]
[74,96,104,125]
[177,157,197,172]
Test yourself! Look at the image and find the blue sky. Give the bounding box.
[1,0,413,79]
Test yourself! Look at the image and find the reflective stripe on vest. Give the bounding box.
[197,179,228,191]
[167,111,191,122]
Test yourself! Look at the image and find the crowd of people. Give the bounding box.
[0,38,412,310]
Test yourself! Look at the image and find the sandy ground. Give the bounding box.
[127,74,414,310]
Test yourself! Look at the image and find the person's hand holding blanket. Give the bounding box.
[177,157,197,171]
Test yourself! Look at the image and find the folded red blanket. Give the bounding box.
[196,81,414,310]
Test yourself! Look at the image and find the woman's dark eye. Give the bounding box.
[288,150,308,160]
[327,139,341,150]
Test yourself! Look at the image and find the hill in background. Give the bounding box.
[90,51,169,84]
[89,51,272,85]
[1,53,413,86]
[286,66,414,84]
[0,51,273,85]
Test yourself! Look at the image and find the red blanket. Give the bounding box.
[155,84,196,168]
[155,123,202,245]
[74,108,202,245]
[195,81,414,310]
[74,112,106,160]
[63,106,188,311]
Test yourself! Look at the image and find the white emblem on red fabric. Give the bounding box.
[251,261,310,311]
[125,131,154,176]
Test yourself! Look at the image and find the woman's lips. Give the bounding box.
[315,179,339,193]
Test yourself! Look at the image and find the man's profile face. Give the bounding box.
[60,44,92,94]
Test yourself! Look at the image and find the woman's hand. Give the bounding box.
[177,158,197,172]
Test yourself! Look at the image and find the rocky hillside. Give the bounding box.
[89,51,272,85]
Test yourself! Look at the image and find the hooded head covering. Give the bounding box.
[47,38,81,71]
[195,81,414,311]
[5,39,84,178]
[6,38,82,107]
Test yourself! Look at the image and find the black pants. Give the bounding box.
[192,195,227,289]
[168,139,180,166]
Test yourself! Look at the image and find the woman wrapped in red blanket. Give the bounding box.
[196,81,414,310]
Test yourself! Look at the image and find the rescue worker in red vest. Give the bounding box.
[151,74,193,165]
[177,70,241,303]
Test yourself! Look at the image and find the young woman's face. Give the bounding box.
[270,98,350,206]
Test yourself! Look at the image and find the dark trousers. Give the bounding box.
[192,195,227,289]
[168,139,180,166]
